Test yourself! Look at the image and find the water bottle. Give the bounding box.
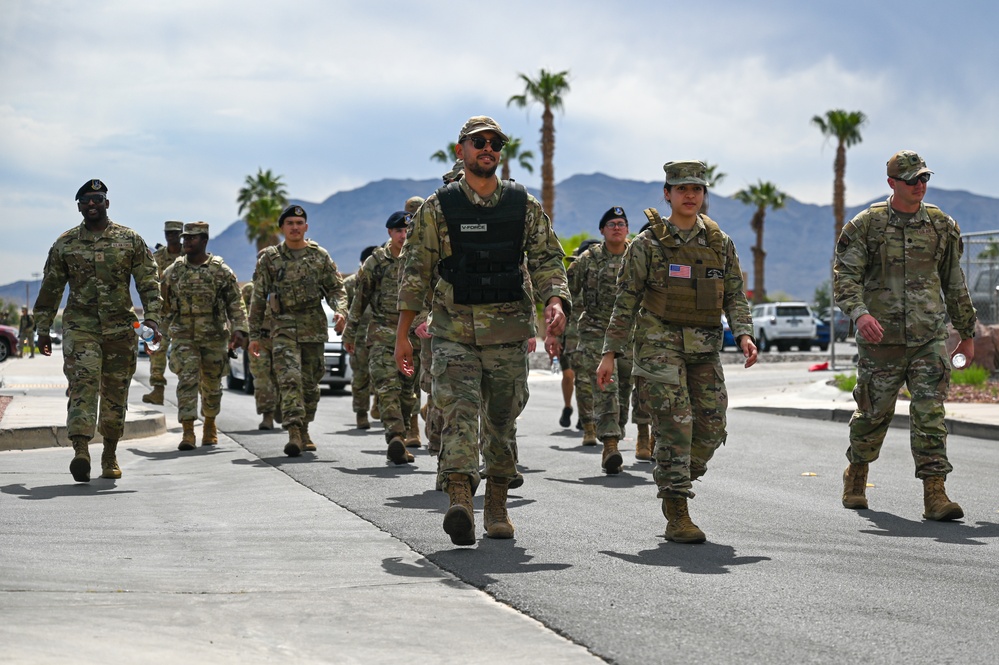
[134,321,160,353]
[951,353,967,369]
[551,356,561,375]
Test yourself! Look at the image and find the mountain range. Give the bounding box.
[5,174,998,310]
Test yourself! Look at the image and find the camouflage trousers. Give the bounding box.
[248,337,277,415]
[62,329,137,442]
[148,329,172,387]
[419,333,442,446]
[18,331,34,357]
[369,340,417,444]
[634,350,728,499]
[272,337,325,429]
[434,338,529,491]
[848,341,953,478]
[350,337,372,414]
[618,356,651,426]
[573,337,622,441]
[169,339,228,422]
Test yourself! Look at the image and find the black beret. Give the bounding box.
[598,206,628,229]
[76,179,108,200]
[278,205,307,225]
[360,245,379,263]
[385,211,412,229]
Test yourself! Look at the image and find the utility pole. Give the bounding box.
[30,273,41,308]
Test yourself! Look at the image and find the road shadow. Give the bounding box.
[858,510,999,545]
[601,541,771,575]
[129,446,234,461]
[548,429,582,438]
[430,540,573,586]
[548,443,602,455]
[1,481,137,500]
[381,556,450,579]
[385,488,535,512]
[330,463,436,480]
[546,472,651,488]
[233,454,339,468]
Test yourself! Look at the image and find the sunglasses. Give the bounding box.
[78,193,107,205]
[894,173,930,186]
[465,136,505,152]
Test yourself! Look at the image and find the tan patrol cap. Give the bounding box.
[181,221,209,237]
[164,220,184,232]
[405,196,425,214]
[887,150,933,180]
[457,116,509,143]
[663,160,708,186]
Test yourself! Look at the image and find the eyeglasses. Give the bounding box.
[465,136,505,152]
[894,173,930,186]
[78,193,106,205]
[604,221,628,229]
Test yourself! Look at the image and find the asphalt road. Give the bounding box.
[140,353,999,665]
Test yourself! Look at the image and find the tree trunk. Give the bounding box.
[541,105,556,222]
[752,208,766,304]
[833,142,846,244]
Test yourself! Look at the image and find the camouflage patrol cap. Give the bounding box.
[887,150,933,180]
[278,204,307,226]
[385,211,412,229]
[181,221,209,237]
[75,179,108,200]
[405,196,425,214]
[457,116,509,143]
[443,159,465,184]
[164,220,184,232]
[663,161,708,186]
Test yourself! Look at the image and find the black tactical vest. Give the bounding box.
[437,181,528,305]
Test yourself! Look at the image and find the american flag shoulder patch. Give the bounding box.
[669,264,691,279]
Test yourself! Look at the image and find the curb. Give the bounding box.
[0,405,167,451]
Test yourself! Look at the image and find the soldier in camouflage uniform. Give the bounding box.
[142,221,183,405]
[344,212,419,464]
[17,307,35,358]
[34,179,162,482]
[162,222,248,450]
[396,116,570,546]
[248,205,346,457]
[343,245,379,429]
[240,281,280,429]
[570,207,653,472]
[835,150,977,522]
[598,161,757,544]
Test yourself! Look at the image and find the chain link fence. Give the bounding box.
[963,230,999,325]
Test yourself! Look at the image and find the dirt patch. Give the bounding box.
[0,395,11,423]
[947,382,999,404]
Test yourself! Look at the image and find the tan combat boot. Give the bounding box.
[662,497,706,543]
[302,423,317,452]
[387,436,414,464]
[601,438,623,474]
[142,385,164,405]
[922,476,964,521]
[258,412,274,430]
[178,420,197,451]
[420,402,428,421]
[635,423,653,461]
[581,422,598,446]
[405,413,421,448]
[69,436,91,483]
[100,439,121,479]
[443,473,475,546]
[842,462,869,509]
[484,477,515,539]
[202,416,218,446]
[284,426,303,457]
[370,398,381,421]
[355,411,370,430]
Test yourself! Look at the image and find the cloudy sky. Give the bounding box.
[3,0,998,288]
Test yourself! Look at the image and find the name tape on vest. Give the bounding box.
[460,223,488,232]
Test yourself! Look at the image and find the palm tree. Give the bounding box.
[508,68,571,222]
[237,168,288,251]
[811,110,867,243]
[430,143,458,165]
[701,162,727,216]
[500,137,535,181]
[734,180,787,305]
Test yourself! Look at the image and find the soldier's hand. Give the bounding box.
[142,320,162,344]
[855,314,883,343]
[544,297,566,338]
[395,336,414,377]
[596,352,615,390]
[333,312,346,335]
[230,331,247,349]
[344,341,355,355]
[739,335,758,368]
[544,335,562,359]
[414,321,432,339]
[37,334,52,357]
[248,340,261,358]
[527,337,537,353]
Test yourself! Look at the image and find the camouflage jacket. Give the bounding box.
[603,213,753,359]
[342,272,374,347]
[570,240,629,339]
[834,197,977,346]
[162,254,248,342]
[18,314,35,336]
[397,177,570,346]
[344,241,403,348]
[34,219,162,336]
[152,245,182,277]
[248,240,346,344]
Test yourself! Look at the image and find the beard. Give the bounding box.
[466,157,498,179]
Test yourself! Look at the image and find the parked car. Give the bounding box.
[969,265,999,325]
[721,314,736,350]
[819,307,850,342]
[751,302,817,352]
[0,324,17,362]
[228,302,353,393]
[811,315,830,352]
